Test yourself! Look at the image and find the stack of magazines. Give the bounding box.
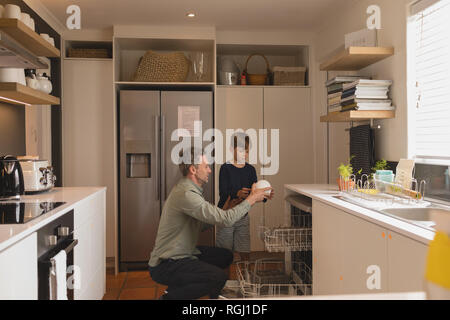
[326,76,371,113]
[340,79,394,112]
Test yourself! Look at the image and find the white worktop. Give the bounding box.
[285,184,436,244]
[0,187,106,252]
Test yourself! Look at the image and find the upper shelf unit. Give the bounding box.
[217,44,309,86]
[0,19,60,58]
[320,46,394,71]
[114,37,215,84]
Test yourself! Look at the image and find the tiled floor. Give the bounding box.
[103,252,282,300]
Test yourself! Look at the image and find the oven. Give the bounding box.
[37,210,78,300]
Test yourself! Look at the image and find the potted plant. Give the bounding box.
[337,156,357,191]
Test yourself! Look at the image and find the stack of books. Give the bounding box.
[326,76,371,113]
[340,79,394,112]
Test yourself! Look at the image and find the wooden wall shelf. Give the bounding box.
[0,18,60,57]
[320,47,394,71]
[320,110,395,123]
[0,82,60,105]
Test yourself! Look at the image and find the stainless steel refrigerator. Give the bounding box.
[119,90,214,270]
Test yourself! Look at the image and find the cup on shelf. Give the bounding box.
[0,68,19,83]
[40,33,51,42]
[4,4,21,19]
[48,37,55,47]
[26,75,39,90]
[0,5,5,18]
[29,18,35,31]
[17,69,26,86]
[20,13,31,27]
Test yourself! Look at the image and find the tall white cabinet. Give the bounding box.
[216,86,314,251]
[62,59,116,261]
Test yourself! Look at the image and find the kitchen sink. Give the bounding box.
[380,208,446,228]
[333,195,450,230]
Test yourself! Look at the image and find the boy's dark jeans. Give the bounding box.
[149,246,233,300]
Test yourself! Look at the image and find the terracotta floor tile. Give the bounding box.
[119,287,157,300]
[126,271,150,279]
[103,288,121,300]
[125,275,159,288]
[106,273,127,290]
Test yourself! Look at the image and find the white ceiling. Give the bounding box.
[39,0,356,32]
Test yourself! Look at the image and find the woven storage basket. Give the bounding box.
[132,51,190,82]
[273,66,306,86]
[67,48,111,59]
[244,54,271,85]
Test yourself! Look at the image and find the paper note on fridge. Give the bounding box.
[178,106,201,137]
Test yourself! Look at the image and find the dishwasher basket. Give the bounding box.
[262,206,312,252]
[236,259,312,298]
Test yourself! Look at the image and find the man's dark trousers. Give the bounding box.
[149,246,233,300]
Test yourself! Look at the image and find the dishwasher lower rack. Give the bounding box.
[236,259,312,298]
[261,226,312,252]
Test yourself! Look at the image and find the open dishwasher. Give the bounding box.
[226,195,313,299]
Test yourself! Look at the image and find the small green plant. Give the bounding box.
[372,159,390,173]
[338,156,362,180]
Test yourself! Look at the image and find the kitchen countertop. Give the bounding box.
[285,184,437,244]
[0,187,106,252]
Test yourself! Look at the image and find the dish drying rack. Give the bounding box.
[340,174,427,205]
[236,259,312,298]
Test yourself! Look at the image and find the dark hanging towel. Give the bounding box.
[350,125,375,179]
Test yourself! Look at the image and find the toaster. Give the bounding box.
[19,160,56,194]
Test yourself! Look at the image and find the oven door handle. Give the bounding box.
[63,239,78,254]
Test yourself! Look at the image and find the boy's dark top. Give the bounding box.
[218,163,258,209]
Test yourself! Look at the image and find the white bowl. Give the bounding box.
[255,180,272,195]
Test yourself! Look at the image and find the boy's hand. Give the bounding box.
[223,196,244,210]
[267,189,275,200]
[237,188,251,200]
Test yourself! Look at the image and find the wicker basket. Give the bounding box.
[244,54,271,85]
[273,66,306,86]
[67,48,111,59]
[132,51,190,82]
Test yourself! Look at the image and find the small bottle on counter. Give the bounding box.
[240,74,247,86]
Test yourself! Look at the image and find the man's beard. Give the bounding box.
[195,173,208,185]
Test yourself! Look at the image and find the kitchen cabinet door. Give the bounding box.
[216,87,265,251]
[63,59,115,260]
[387,231,428,292]
[263,88,313,229]
[340,212,388,294]
[73,190,106,300]
[0,233,38,300]
[312,201,343,295]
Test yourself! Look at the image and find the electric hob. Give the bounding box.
[0,202,66,225]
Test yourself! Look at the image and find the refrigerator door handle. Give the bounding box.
[161,115,167,202]
[155,115,160,201]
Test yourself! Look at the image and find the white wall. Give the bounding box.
[312,0,412,183]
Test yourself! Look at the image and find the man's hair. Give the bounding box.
[230,132,250,150]
[179,147,204,177]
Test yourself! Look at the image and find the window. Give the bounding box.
[408,0,450,165]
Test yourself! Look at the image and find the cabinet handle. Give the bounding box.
[382,232,386,238]
[388,234,392,240]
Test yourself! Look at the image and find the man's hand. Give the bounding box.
[246,183,272,206]
[237,188,251,200]
[222,196,244,210]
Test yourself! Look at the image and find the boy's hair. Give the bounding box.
[230,132,250,150]
[179,147,204,177]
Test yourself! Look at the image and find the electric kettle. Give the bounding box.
[0,156,25,200]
